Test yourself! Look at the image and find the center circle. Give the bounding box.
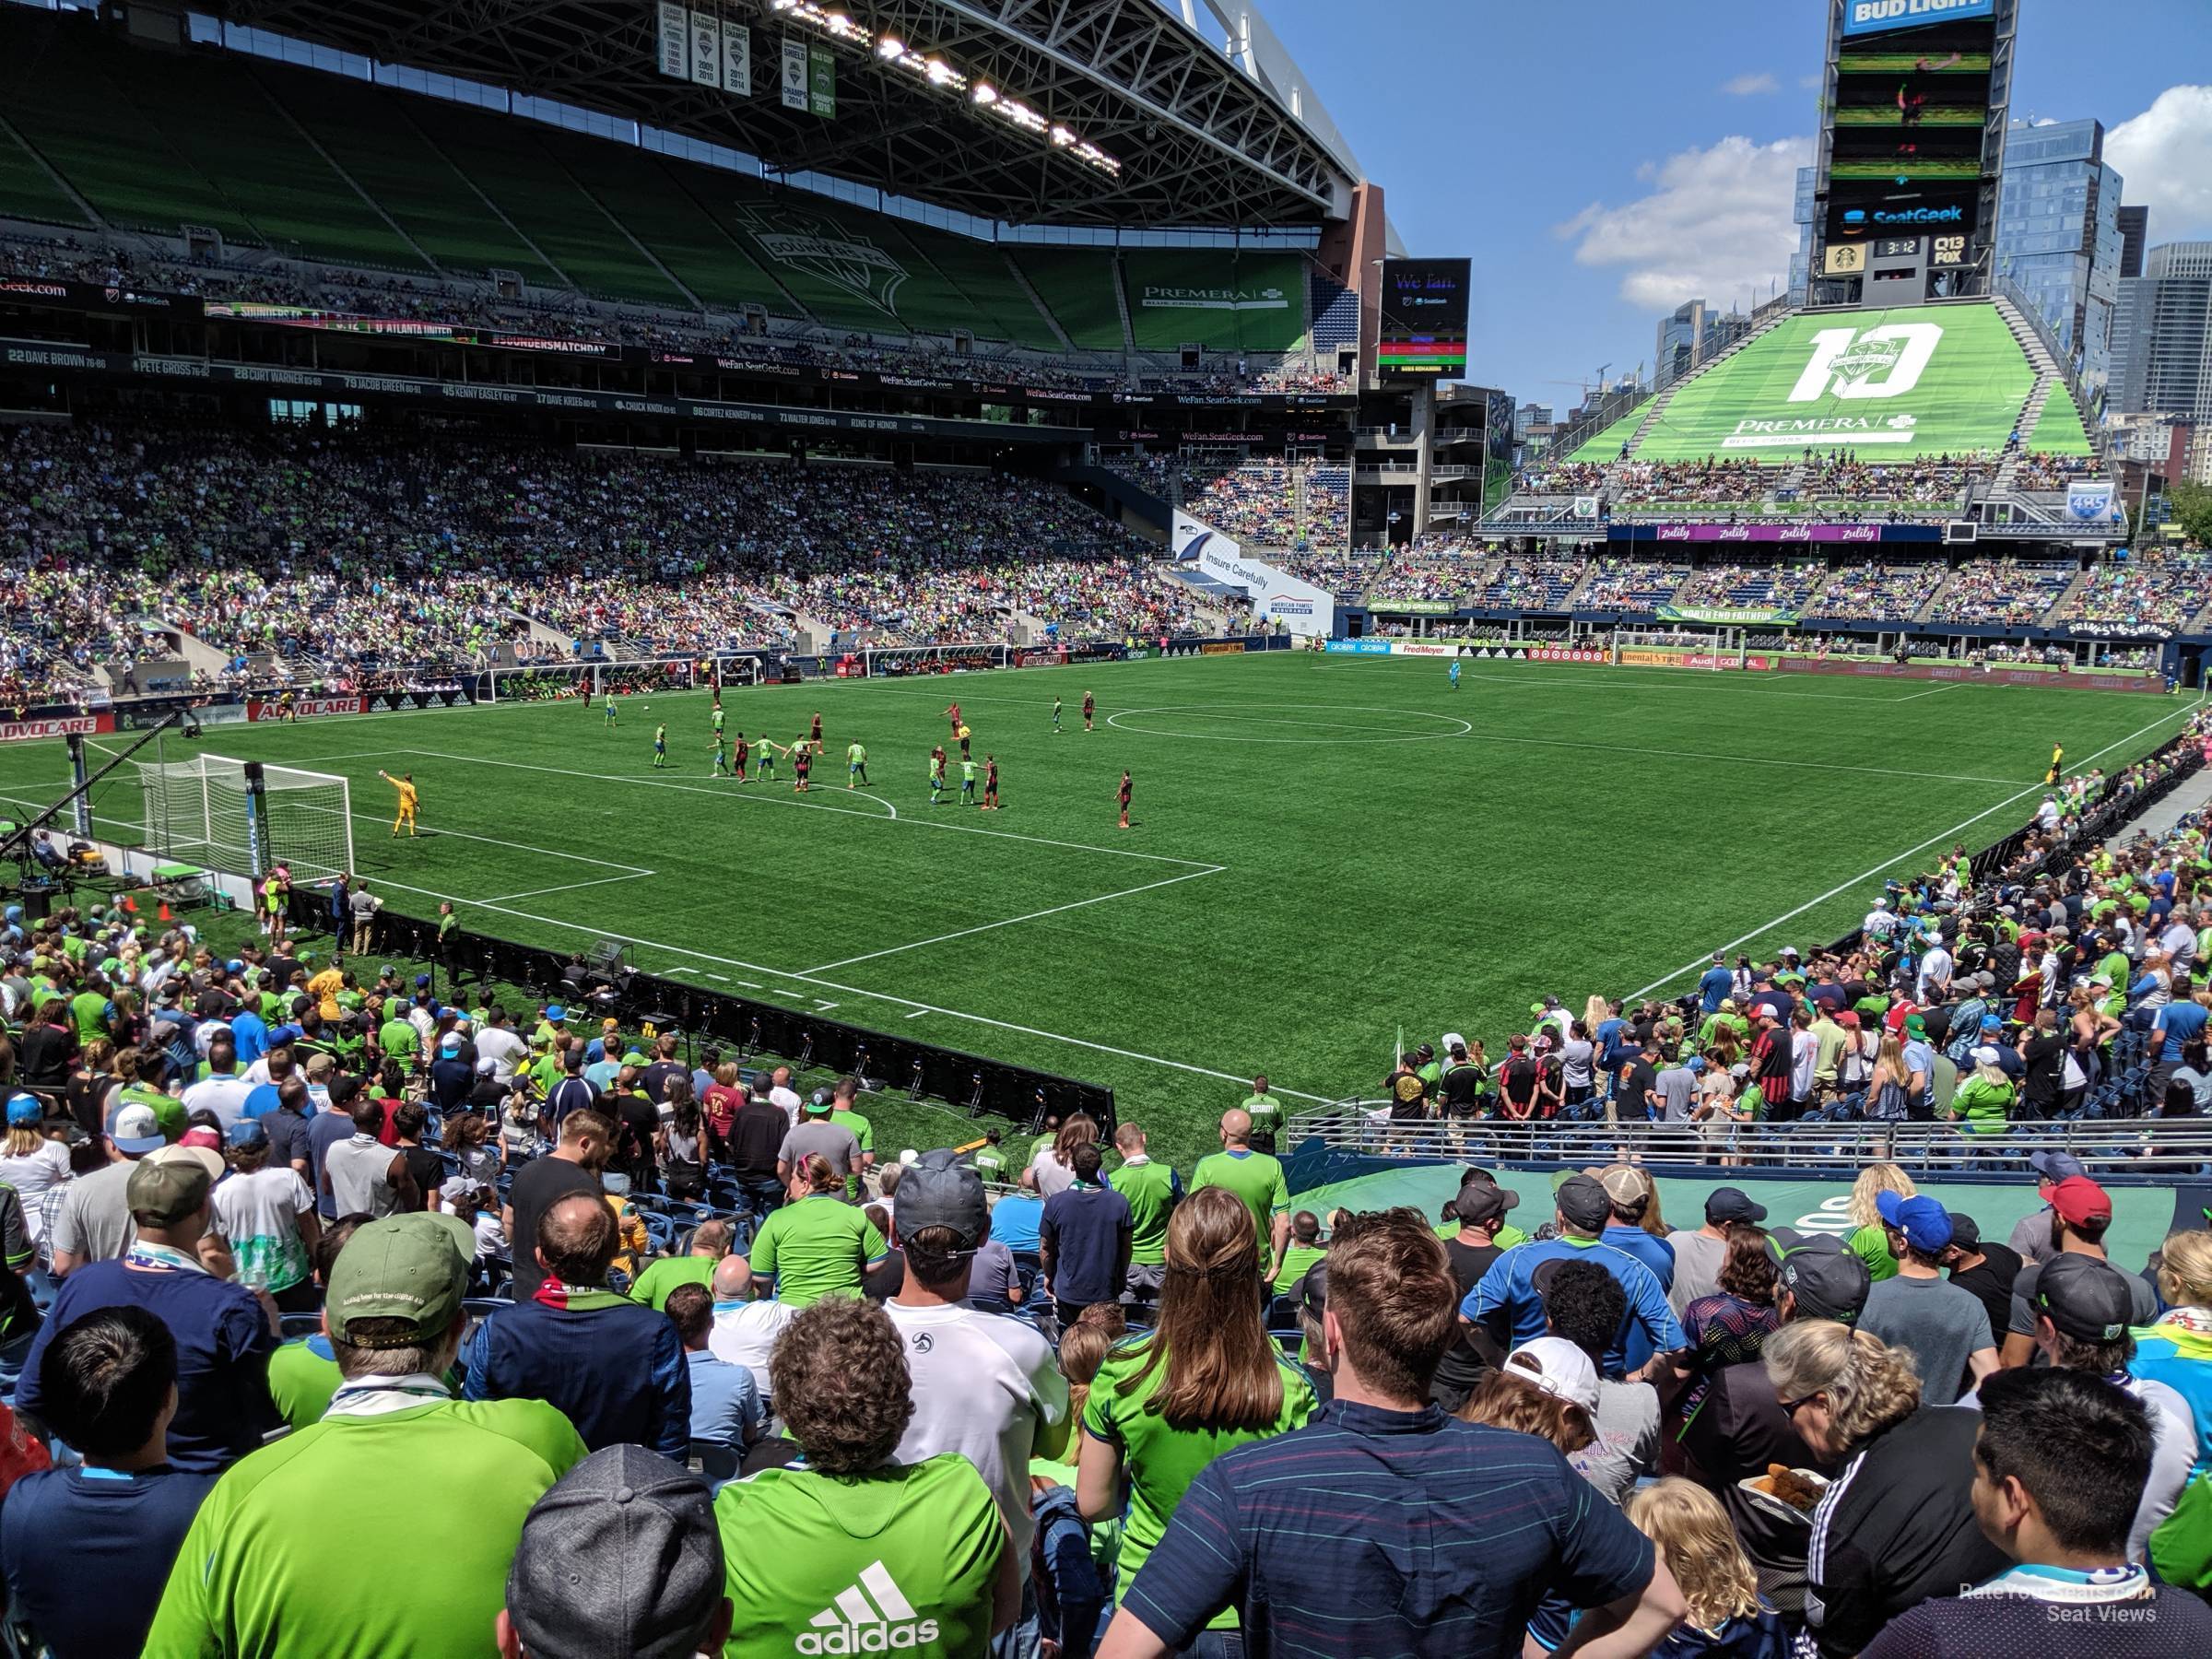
[1104,703,1473,745]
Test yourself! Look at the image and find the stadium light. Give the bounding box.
[771,0,1117,176]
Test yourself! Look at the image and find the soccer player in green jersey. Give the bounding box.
[959,756,978,805]
[709,733,729,777]
[929,746,947,805]
[712,703,724,736]
[757,734,779,782]
[653,724,667,769]
[1052,696,1063,733]
[846,741,868,788]
[604,694,617,726]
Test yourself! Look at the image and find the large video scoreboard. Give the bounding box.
[1377,257,1470,380]
[1826,0,1998,245]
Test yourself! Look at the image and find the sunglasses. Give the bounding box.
[1779,1391,1824,1420]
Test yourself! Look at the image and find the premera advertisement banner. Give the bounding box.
[1841,0,1994,35]
[1171,512,1335,637]
[1636,306,2031,464]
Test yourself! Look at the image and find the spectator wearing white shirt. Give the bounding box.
[882,1151,1070,1586]
[765,1066,804,1127]
[474,1006,529,1083]
[179,1035,254,1131]
[1916,937,1954,1003]
[706,1254,794,1411]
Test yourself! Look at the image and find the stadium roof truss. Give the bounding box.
[215,0,1355,228]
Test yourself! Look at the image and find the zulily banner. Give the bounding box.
[1841,0,1994,36]
[1608,522,1941,544]
[1171,512,1335,638]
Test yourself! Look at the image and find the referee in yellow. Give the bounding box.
[378,770,419,837]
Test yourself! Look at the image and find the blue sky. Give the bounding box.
[1255,0,2212,412]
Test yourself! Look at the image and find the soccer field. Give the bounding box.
[2,655,2196,1168]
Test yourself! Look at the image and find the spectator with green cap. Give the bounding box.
[142,1210,587,1659]
[19,1144,274,1474]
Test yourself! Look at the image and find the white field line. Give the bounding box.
[1444,728,2024,787]
[798,865,1227,974]
[394,749,1217,870]
[1621,696,2207,1001]
[353,811,652,872]
[475,872,657,903]
[1891,681,1970,701]
[384,888,1335,1102]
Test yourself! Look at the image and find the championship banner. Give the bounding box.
[1655,604,1800,627]
[655,2,688,77]
[688,10,721,88]
[1171,511,1335,638]
[780,37,808,110]
[247,696,365,722]
[0,713,111,743]
[720,18,751,95]
[807,43,835,116]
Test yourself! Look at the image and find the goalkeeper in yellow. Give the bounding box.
[378,770,420,838]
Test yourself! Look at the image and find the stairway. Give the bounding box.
[1109,250,1135,353]
[1001,250,1073,351]
[1912,569,1960,626]
[1614,310,1794,465]
[2041,565,2092,628]
[1991,296,2066,486]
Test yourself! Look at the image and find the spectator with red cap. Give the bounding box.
[2006,1150,2088,1264]
[2000,1176,2158,1369]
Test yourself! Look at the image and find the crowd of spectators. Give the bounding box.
[1670,560,1825,612]
[2013,450,2100,492]
[1801,559,1947,622]
[0,420,1211,698]
[0,233,1340,398]
[1477,557,1588,609]
[2057,553,2212,640]
[1795,452,1997,508]
[1512,460,1606,495]
[1930,559,2081,628]
[1611,456,1771,508]
[1579,558,1688,611]
[0,708,2209,1655]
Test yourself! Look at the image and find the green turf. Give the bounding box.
[3,656,2195,1171]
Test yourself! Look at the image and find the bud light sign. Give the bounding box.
[1841,0,1994,34]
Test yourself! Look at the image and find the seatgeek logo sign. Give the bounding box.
[1723,323,1943,451]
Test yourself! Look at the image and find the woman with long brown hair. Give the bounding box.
[1077,1186,1312,1651]
[1030,1113,1099,1198]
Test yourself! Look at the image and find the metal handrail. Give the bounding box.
[1283,1101,2212,1182]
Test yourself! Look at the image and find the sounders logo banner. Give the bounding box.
[1723,323,1943,451]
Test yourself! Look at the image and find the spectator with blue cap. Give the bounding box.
[1860,1193,1997,1406]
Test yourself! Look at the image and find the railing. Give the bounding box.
[1280,1105,2212,1182]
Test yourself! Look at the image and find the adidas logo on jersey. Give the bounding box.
[795,1561,939,1653]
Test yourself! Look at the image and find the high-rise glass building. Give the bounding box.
[2113,242,2212,428]
[1993,118,2124,395]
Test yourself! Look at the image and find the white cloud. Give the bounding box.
[2107,85,2212,241]
[1721,72,1777,97]
[1554,134,1812,313]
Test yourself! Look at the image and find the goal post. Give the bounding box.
[135,754,356,881]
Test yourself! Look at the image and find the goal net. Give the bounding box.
[135,754,356,882]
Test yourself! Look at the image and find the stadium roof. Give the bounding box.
[214,0,1361,229]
